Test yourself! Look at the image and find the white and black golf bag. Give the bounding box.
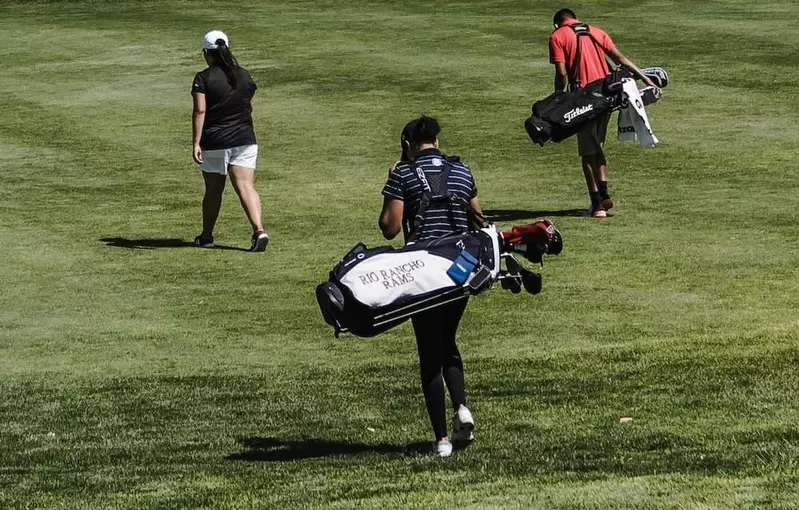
[316,221,563,337]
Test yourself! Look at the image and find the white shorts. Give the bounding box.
[200,144,258,175]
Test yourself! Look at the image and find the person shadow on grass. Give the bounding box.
[100,237,249,252]
[481,208,586,222]
[226,437,431,462]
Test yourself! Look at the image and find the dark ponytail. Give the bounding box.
[207,39,239,88]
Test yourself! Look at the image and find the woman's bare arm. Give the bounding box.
[192,92,206,164]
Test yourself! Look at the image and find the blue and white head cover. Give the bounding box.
[642,67,669,88]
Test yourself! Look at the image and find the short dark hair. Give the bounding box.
[401,115,440,148]
[400,116,440,161]
[553,8,577,26]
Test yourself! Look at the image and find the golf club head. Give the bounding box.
[642,66,669,88]
[500,275,522,294]
[547,227,563,255]
[521,270,542,295]
[523,243,546,264]
[504,254,523,274]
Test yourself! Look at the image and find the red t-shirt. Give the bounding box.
[549,18,615,87]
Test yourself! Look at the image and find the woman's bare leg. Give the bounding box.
[201,172,226,238]
[228,165,264,233]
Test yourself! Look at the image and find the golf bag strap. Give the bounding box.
[570,23,614,90]
[407,159,454,242]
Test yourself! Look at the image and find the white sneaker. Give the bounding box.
[452,406,475,443]
[436,439,453,458]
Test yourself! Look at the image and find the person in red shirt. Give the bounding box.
[549,8,659,217]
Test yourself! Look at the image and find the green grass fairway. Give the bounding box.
[1,0,798,508]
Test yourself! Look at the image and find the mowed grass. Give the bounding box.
[1,0,798,508]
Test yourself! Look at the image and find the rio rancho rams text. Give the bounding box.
[357,259,427,289]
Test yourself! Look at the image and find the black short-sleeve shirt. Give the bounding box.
[382,148,478,242]
[192,65,258,150]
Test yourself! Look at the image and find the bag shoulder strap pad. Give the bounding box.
[569,22,613,89]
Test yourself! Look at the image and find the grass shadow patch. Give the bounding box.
[227,436,430,462]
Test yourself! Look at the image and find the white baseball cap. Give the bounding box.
[202,30,229,51]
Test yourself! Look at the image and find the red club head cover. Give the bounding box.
[501,220,555,246]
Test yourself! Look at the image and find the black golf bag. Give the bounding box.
[525,78,620,146]
[524,67,667,147]
[316,222,563,338]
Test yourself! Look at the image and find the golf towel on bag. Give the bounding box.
[316,221,564,338]
[617,78,658,147]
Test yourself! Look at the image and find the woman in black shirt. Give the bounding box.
[191,30,268,252]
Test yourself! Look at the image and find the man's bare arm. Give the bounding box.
[607,47,659,90]
[468,197,484,231]
[378,197,404,240]
[553,62,568,91]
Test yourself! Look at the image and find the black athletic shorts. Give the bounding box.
[577,111,611,157]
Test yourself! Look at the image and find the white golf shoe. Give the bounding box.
[436,439,453,458]
[451,406,475,444]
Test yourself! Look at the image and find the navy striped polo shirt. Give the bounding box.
[382,148,478,242]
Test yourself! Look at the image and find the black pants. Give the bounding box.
[411,297,469,440]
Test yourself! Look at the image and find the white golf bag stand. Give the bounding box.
[316,221,563,338]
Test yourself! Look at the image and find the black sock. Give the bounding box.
[598,181,609,199]
[590,191,602,209]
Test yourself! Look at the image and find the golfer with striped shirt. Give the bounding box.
[378,116,483,457]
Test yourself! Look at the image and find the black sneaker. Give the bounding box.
[194,235,215,248]
[601,197,614,211]
[250,231,269,252]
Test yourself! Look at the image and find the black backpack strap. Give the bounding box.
[406,160,458,243]
[569,23,613,90]
[435,157,486,232]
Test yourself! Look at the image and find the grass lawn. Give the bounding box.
[1,0,798,508]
